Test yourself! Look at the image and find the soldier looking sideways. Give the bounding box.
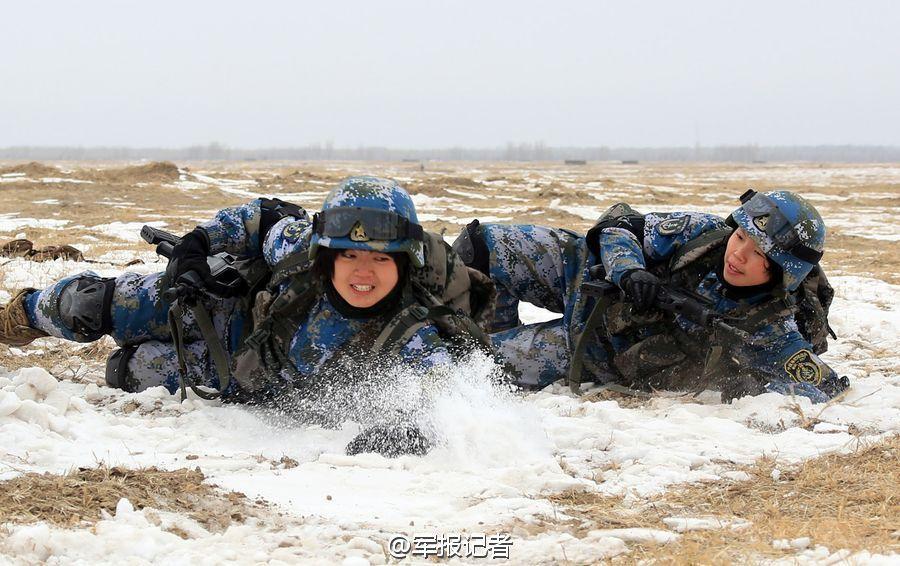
[454,190,847,403]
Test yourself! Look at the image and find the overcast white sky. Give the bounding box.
[1,0,897,148]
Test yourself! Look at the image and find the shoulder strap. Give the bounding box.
[372,303,432,356]
[736,294,798,333]
[250,273,320,352]
[168,299,231,401]
[269,252,314,289]
[568,291,614,394]
[372,282,495,359]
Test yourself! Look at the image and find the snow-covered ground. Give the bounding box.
[0,164,898,564]
[0,253,897,564]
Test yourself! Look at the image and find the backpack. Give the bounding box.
[793,265,836,354]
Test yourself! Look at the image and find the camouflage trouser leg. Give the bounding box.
[118,339,215,393]
[492,319,617,389]
[491,318,571,389]
[26,271,241,394]
[479,224,573,332]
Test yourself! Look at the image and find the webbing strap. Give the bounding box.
[190,301,232,397]
[739,298,797,331]
[568,294,610,394]
[424,304,494,353]
[700,339,725,388]
[372,304,430,355]
[168,303,190,401]
[168,299,230,401]
[269,253,312,287]
[457,311,494,352]
[269,283,319,351]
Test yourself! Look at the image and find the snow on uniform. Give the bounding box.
[26,198,450,397]
[479,212,843,402]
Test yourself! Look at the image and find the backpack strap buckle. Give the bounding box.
[244,325,271,351]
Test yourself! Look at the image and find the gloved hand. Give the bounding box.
[620,269,662,312]
[345,424,432,458]
[165,228,215,291]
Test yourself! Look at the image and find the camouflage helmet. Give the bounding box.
[309,176,425,268]
[730,189,826,291]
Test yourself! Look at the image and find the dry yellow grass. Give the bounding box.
[0,465,255,534]
[550,435,900,564]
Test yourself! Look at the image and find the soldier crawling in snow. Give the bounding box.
[0,177,493,456]
[453,189,848,403]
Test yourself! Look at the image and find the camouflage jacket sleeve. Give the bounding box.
[198,199,312,265]
[599,212,729,286]
[198,199,268,257]
[743,318,844,402]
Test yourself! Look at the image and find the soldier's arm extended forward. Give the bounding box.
[199,198,308,261]
[595,208,729,286]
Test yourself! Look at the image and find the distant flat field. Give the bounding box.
[1,160,898,283]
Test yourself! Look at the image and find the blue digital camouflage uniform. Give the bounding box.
[480,210,843,402]
[26,199,450,397]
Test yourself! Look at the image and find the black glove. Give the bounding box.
[345,425,432,458]
[165,228,215,291]
[620,269,662,312]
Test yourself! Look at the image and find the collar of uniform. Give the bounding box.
[713,262,781,302]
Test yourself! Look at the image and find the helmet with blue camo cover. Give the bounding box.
[309,176,425,268]
[730,189,826,292]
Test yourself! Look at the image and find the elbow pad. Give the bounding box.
[259,198,308,251]
[586,203,645,256]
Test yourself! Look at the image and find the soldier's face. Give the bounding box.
[723,228,772,286]
[331,249,400,308]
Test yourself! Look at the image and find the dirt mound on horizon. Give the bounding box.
[87,161,181,184]
[0,162,64,177]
